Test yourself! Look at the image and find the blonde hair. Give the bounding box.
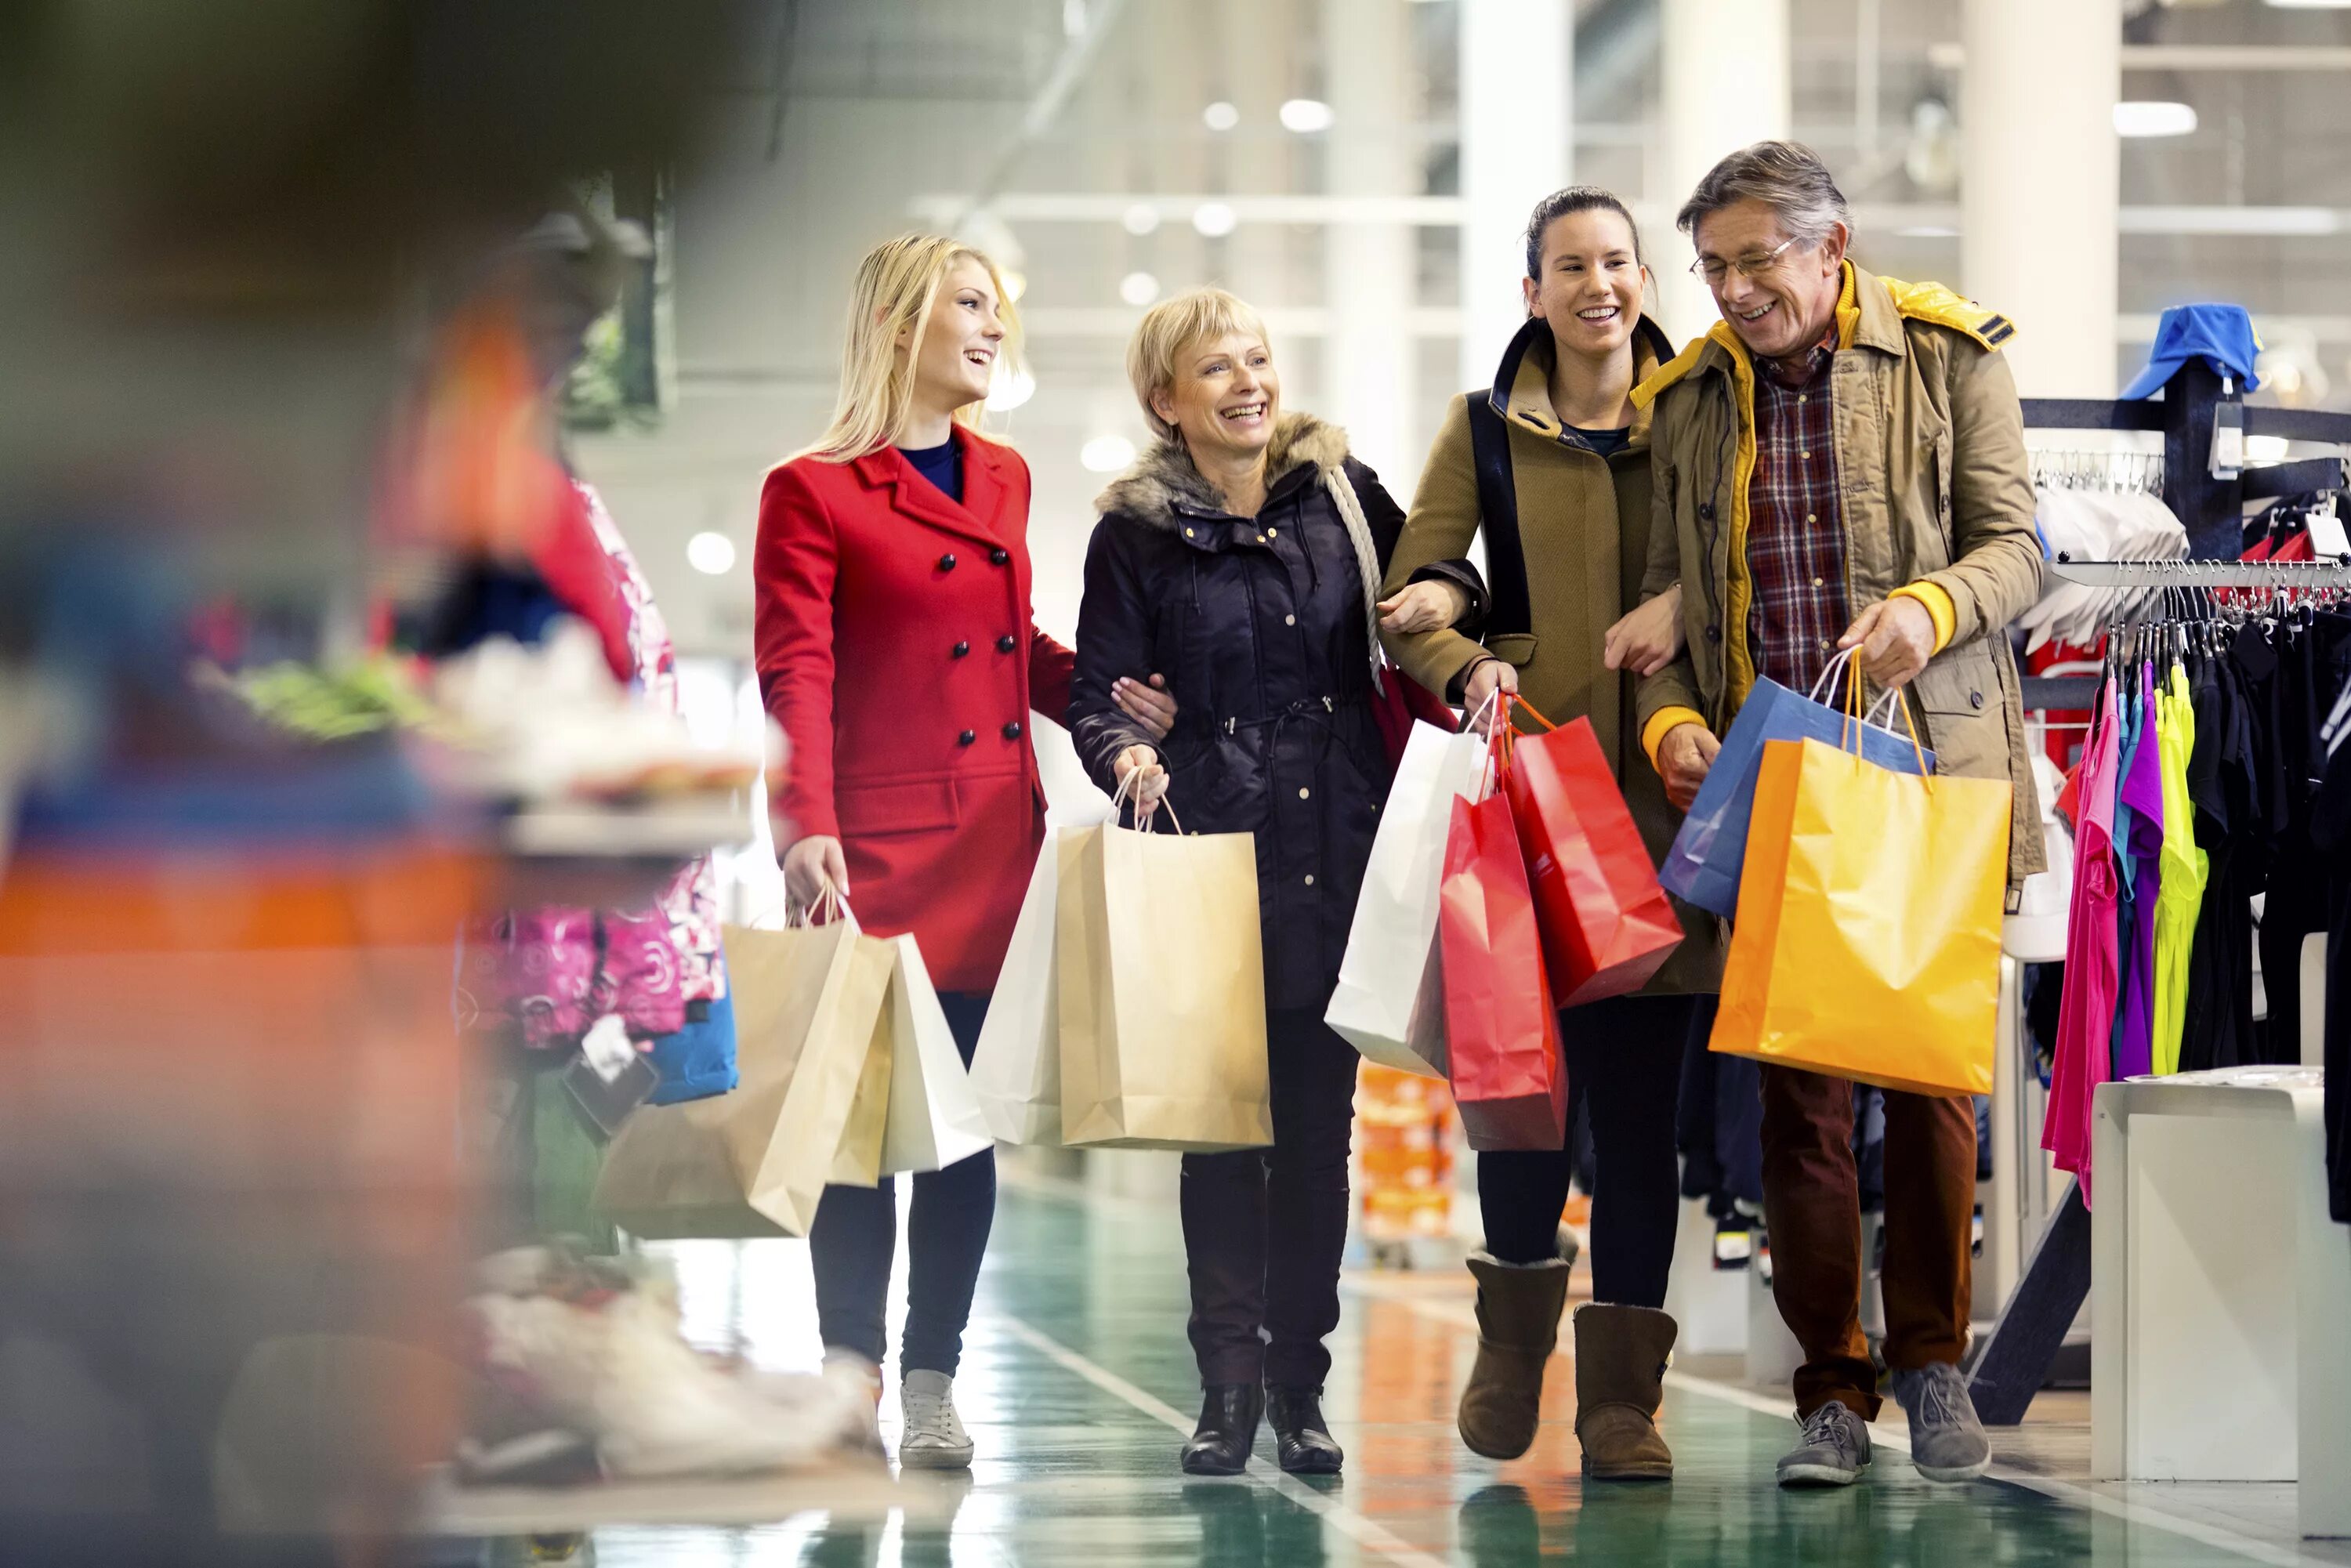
[1125,287,1271,442]
[798,234,1023,462]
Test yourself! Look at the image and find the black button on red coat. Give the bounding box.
[997,635,1017,654]
[939,552,958,571]
[1002,722,1023,741]
[953,640,971,657]
[958,729,976,746]
[989,548,1010,566]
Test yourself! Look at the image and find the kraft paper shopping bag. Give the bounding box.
[592,911,892,1239]
[1056,813,1272,1152]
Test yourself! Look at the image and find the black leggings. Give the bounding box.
[1477,994,1699,1308]
[807,990,996,1378]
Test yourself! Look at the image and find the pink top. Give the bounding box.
[2044,677,2122,1201]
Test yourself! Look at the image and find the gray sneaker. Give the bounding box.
[1892,1363,1991,1482]
[1777,1400,1872,1487]
[898,1369,975,1470]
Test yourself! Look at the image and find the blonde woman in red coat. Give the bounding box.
[754,234,1173,1468]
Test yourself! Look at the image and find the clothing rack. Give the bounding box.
[1975,370,2351,1426]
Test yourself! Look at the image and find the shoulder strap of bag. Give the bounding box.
[1465,392,1531,639]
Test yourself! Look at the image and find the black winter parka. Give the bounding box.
[1070,414,1420,1012]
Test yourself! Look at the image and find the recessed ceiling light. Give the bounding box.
[1192,201,1237,238]
[686,531,737,576]
[1121,204,1161,236]
[1278,98,1335,133]
[1119,271,1160,306]
[1202,101,1239,132]
[1081,436,1138,473]
[2114,101,2197,138]
[1897,226,1960,239]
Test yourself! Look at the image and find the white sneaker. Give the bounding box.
[897,1370,975,1470]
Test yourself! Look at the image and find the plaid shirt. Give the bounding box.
[1745,342,1851,693]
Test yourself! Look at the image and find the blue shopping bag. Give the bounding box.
[1658,659,1935,918]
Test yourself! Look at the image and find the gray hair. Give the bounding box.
[1675,139,1853,248]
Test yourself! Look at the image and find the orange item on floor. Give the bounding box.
[1355,1066,1456,1244]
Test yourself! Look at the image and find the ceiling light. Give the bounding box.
[2114,101,2197,138]
[1121,204,1161,236]
[999,268,1027,303]
[985,363,1035,413]
[686,531,737,576]
[1119,270,1160,306]
[1896,226,1960,239]
[1202,100,1239,132]
[1192,201,1237,238]
[1081,435,1138,473]
[2265,1,2351,9]
[1278,98,1335,134]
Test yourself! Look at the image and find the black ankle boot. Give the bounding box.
[1180,1383,1263,1476]
[1266,1385,1344,1475]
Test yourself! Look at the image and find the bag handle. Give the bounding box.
[779,883,858,932]
[1837,657,1933,781]
[1110,761,1187,835]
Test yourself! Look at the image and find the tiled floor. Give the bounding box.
[520,1178,2349,1566]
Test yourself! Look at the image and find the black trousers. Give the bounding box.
[1179,1008,1360,1389]
[808,990,997,1378]
[1477,994,1698,1309]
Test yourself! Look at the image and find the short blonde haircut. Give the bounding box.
[1125,287,1271,442]
[796,234,1023,463]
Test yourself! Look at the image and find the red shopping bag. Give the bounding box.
[1501,698,1683,1006]
[1437,790,1567,1151]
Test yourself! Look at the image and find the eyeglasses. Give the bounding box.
[1689,236,1802,287]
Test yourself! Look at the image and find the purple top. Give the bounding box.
[2114,664,2167,1081]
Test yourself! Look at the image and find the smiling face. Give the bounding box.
[1152,331,1281,468]
[1690,197,1848,362]
[1522,207,1647,361]
[902,254,1006,415]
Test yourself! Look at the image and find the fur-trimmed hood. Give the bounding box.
[1094,411,1350,530]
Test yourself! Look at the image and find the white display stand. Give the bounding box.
[2088,1069,2351,1539]
[1665,1197,1748,1356]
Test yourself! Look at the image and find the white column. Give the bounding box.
[1456,0,1569,393]
[1323,0,1416,478]
[1962,0,2120,397]
[1657,0,1790,340]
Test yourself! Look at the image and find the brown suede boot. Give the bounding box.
[1572,1302,1677,1481]
[1457,1255,1573,1460]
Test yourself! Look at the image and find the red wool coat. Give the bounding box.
[755,427,1074,993]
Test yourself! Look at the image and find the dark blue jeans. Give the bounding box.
[807,990,996,1378]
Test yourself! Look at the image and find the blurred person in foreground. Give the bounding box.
[1068,288,1476,1478]
[1635,140,2044,1488]
[755,234,1176,1469]
[1380,186,1722,1483]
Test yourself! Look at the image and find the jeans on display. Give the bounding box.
[1179,1008,1361,1389]
[1760,1064,1976,1420]
[807,990,997,1378]
[1476,994,1700,1308]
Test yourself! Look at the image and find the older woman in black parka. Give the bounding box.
[1070,287,1477,1479]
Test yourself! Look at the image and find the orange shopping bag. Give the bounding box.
[1709,687,2009,1097]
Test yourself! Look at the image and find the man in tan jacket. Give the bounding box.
[1634,141,2045,1490]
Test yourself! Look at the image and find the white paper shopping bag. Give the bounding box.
[877,933,996,1174]
[1325,719,1487,1078]
[969,804,1107,1145]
